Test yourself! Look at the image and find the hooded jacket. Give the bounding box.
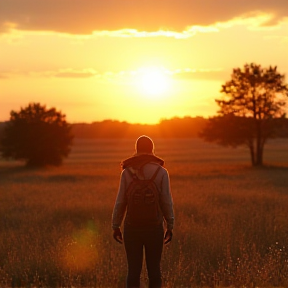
[112,154,174,230]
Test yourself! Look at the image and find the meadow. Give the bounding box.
[1,138,288,288]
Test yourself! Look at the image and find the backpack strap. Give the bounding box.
[126,164,161,181]
[150,165,161,181]
[126,167,139,180]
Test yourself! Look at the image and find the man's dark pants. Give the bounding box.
[124,226,164,288]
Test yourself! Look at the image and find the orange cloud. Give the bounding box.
[0,73,8,79]
[54,70,97,78]
[0,68,99,79]
[171,68,228,81]
[1,0,287,34]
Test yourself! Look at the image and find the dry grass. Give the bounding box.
[0,138,288,287]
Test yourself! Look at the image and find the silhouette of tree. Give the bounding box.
[200,63,288,166]
[70,117,206,139]
[159,116,206,138]
[1,103,73,167]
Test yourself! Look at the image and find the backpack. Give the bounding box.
[126,165,162,227]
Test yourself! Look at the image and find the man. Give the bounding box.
[112,135,174,288]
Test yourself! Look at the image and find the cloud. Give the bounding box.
[1,0,288,34]
[0,73,8,79]
[94,26,218,39]
[0,69,99,79]
[171,68,229,81]
[54,69,97,78]
[0,67,230,82]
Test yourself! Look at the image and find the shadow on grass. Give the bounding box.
[247,164,288,191]
[261,164,288,171]
[0,164,30,175]
[0,163,107,184]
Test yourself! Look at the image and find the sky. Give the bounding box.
[1,0,288,124]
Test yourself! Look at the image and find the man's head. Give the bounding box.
[135,135,154,154]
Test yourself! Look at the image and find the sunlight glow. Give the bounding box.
[137,67,170,98]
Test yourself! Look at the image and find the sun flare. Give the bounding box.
[137,67,170,98]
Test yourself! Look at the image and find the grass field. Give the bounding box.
[1,138,288,288]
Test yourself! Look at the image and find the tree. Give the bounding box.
[1,103,74,167]
[200,63,288,166]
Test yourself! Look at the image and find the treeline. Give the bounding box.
[1,116,287,140]
[71,116,207,138]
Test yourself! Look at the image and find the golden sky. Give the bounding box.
[1,0,288,124]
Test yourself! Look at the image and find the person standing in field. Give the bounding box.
[112,135,174,288]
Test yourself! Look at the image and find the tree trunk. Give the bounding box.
[255,119,263,166]
[255,144,263,166]
[248,141,256,166]
[257,138,267,166]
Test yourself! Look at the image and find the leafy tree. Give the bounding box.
[200,63,288,166]
[1,103,74,167]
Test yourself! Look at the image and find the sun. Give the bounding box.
[137,67,170,98]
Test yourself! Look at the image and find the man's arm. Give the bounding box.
[160,169,175,231]
[112,170,128,230]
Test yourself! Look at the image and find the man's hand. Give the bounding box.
[113,228,123,244]
[164,229,173,244]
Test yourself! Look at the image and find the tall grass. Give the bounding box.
[0,138,288,287]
